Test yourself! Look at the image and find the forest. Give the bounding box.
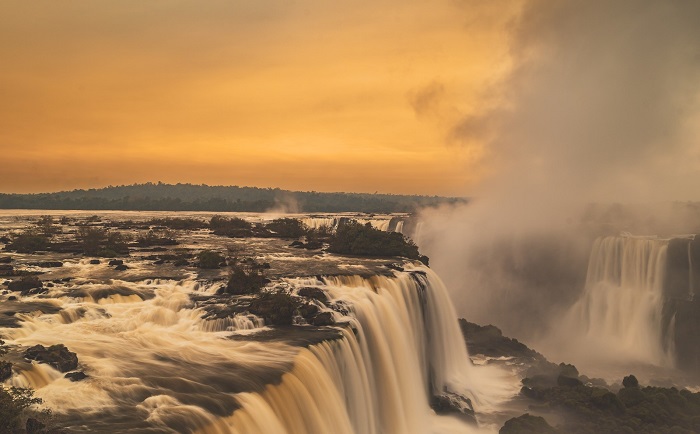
[0,182,464,213]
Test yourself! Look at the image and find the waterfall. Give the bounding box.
[200,266,515,434]
[2,266,515,432]
[562,235,673,366]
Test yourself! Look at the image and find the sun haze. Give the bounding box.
[0,1,519,195]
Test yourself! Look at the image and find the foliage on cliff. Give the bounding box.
[328,220,426,262]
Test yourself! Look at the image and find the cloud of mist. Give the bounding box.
[418,0,700,342]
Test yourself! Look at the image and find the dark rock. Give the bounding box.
[311,312,335,326]
[297,287,329,303]
[64,371,88,382]
[557,374,583,387]
[108,259,124,266]
[430,391,476,424]
[89,259,101,265]
[8,275,43,294]
[153,259,166,265]
[32,261,63,268]
[114,264,128,271]
[459,319,543,360]
[247,291,300,326]
[24,344,79,372]
[0,360,12,381]
[26,418,46,434]
[7,295,17,301]
[500,413,558,434]
[173,259,189,267]
[622,374,639,388]
[0,236,10,244]
[0,256,12,263]
[0,264,14,275]
[289,240,304,248]
[304,240,323,250]
[385,263,405,272]
[299,303,320,320]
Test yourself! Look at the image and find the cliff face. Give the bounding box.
[663,237,700,372]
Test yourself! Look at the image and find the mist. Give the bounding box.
[417,0,700,370]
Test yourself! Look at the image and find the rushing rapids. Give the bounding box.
[562,235,674,366]
[0,209,516,434]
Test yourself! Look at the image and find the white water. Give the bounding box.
[2,259,515,432]
[557,235,673,366]
[203,266,517,434]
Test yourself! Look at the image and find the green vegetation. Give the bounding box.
[328,220,426,263]
[209,216,253,237]
[0,387,44,432]
[0,182,465,212]
[222,259,269,295]
[145,217,208,230]
[197,250,225,269]
[76,227,130,257]
[264,218,307,238]
[511,374,700,434]
[500,413,558,434]
[136,229,178,247]
[6,231,50,253]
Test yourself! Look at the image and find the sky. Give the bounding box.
[3,1,699,199]
[0,0,519,195]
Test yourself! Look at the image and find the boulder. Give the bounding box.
[108,259,124,266]
[0,256,12,263]
[311,312,335,326]
[25,418,46,434]
[64,371,88,382]
[89,259,101,265]
[8,275,43,294]
[297,287,329,303]
[430,391,476,424]
[0,264,14,275]
[24,344,78,372]
[114,264,128,271]
[32,261,63,268]
[0,360,12,381]
[500,413,558,434]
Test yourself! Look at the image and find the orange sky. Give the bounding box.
[0,1,519,195]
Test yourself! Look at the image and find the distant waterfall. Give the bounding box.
[202,266,503,434]
[563,235,673,366]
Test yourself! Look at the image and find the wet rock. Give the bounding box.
[0,236,10,244]
[64,371,88,382]
[311,311,335,326]
[500,413,558,434]
[8,275,43,294]
[299,303,320,320]
[0,264,14,275]
[297,287,329,303]
[0,360,12,381]
[89,259,101,265]
[108,259,124,266]
[247,291,300,326]
[289,240,304,248]
[24,344,79,372]
[114,264,128,271]
[0,256,12,263]
[430,391,476,424]
[26,418,46,434]
[173,259,189,267]
[7,295,17,301]
[32,261,63,268]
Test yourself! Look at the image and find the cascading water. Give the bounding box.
[202,266,517,434]
[560,235,674,366]
[2,257,515,432]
